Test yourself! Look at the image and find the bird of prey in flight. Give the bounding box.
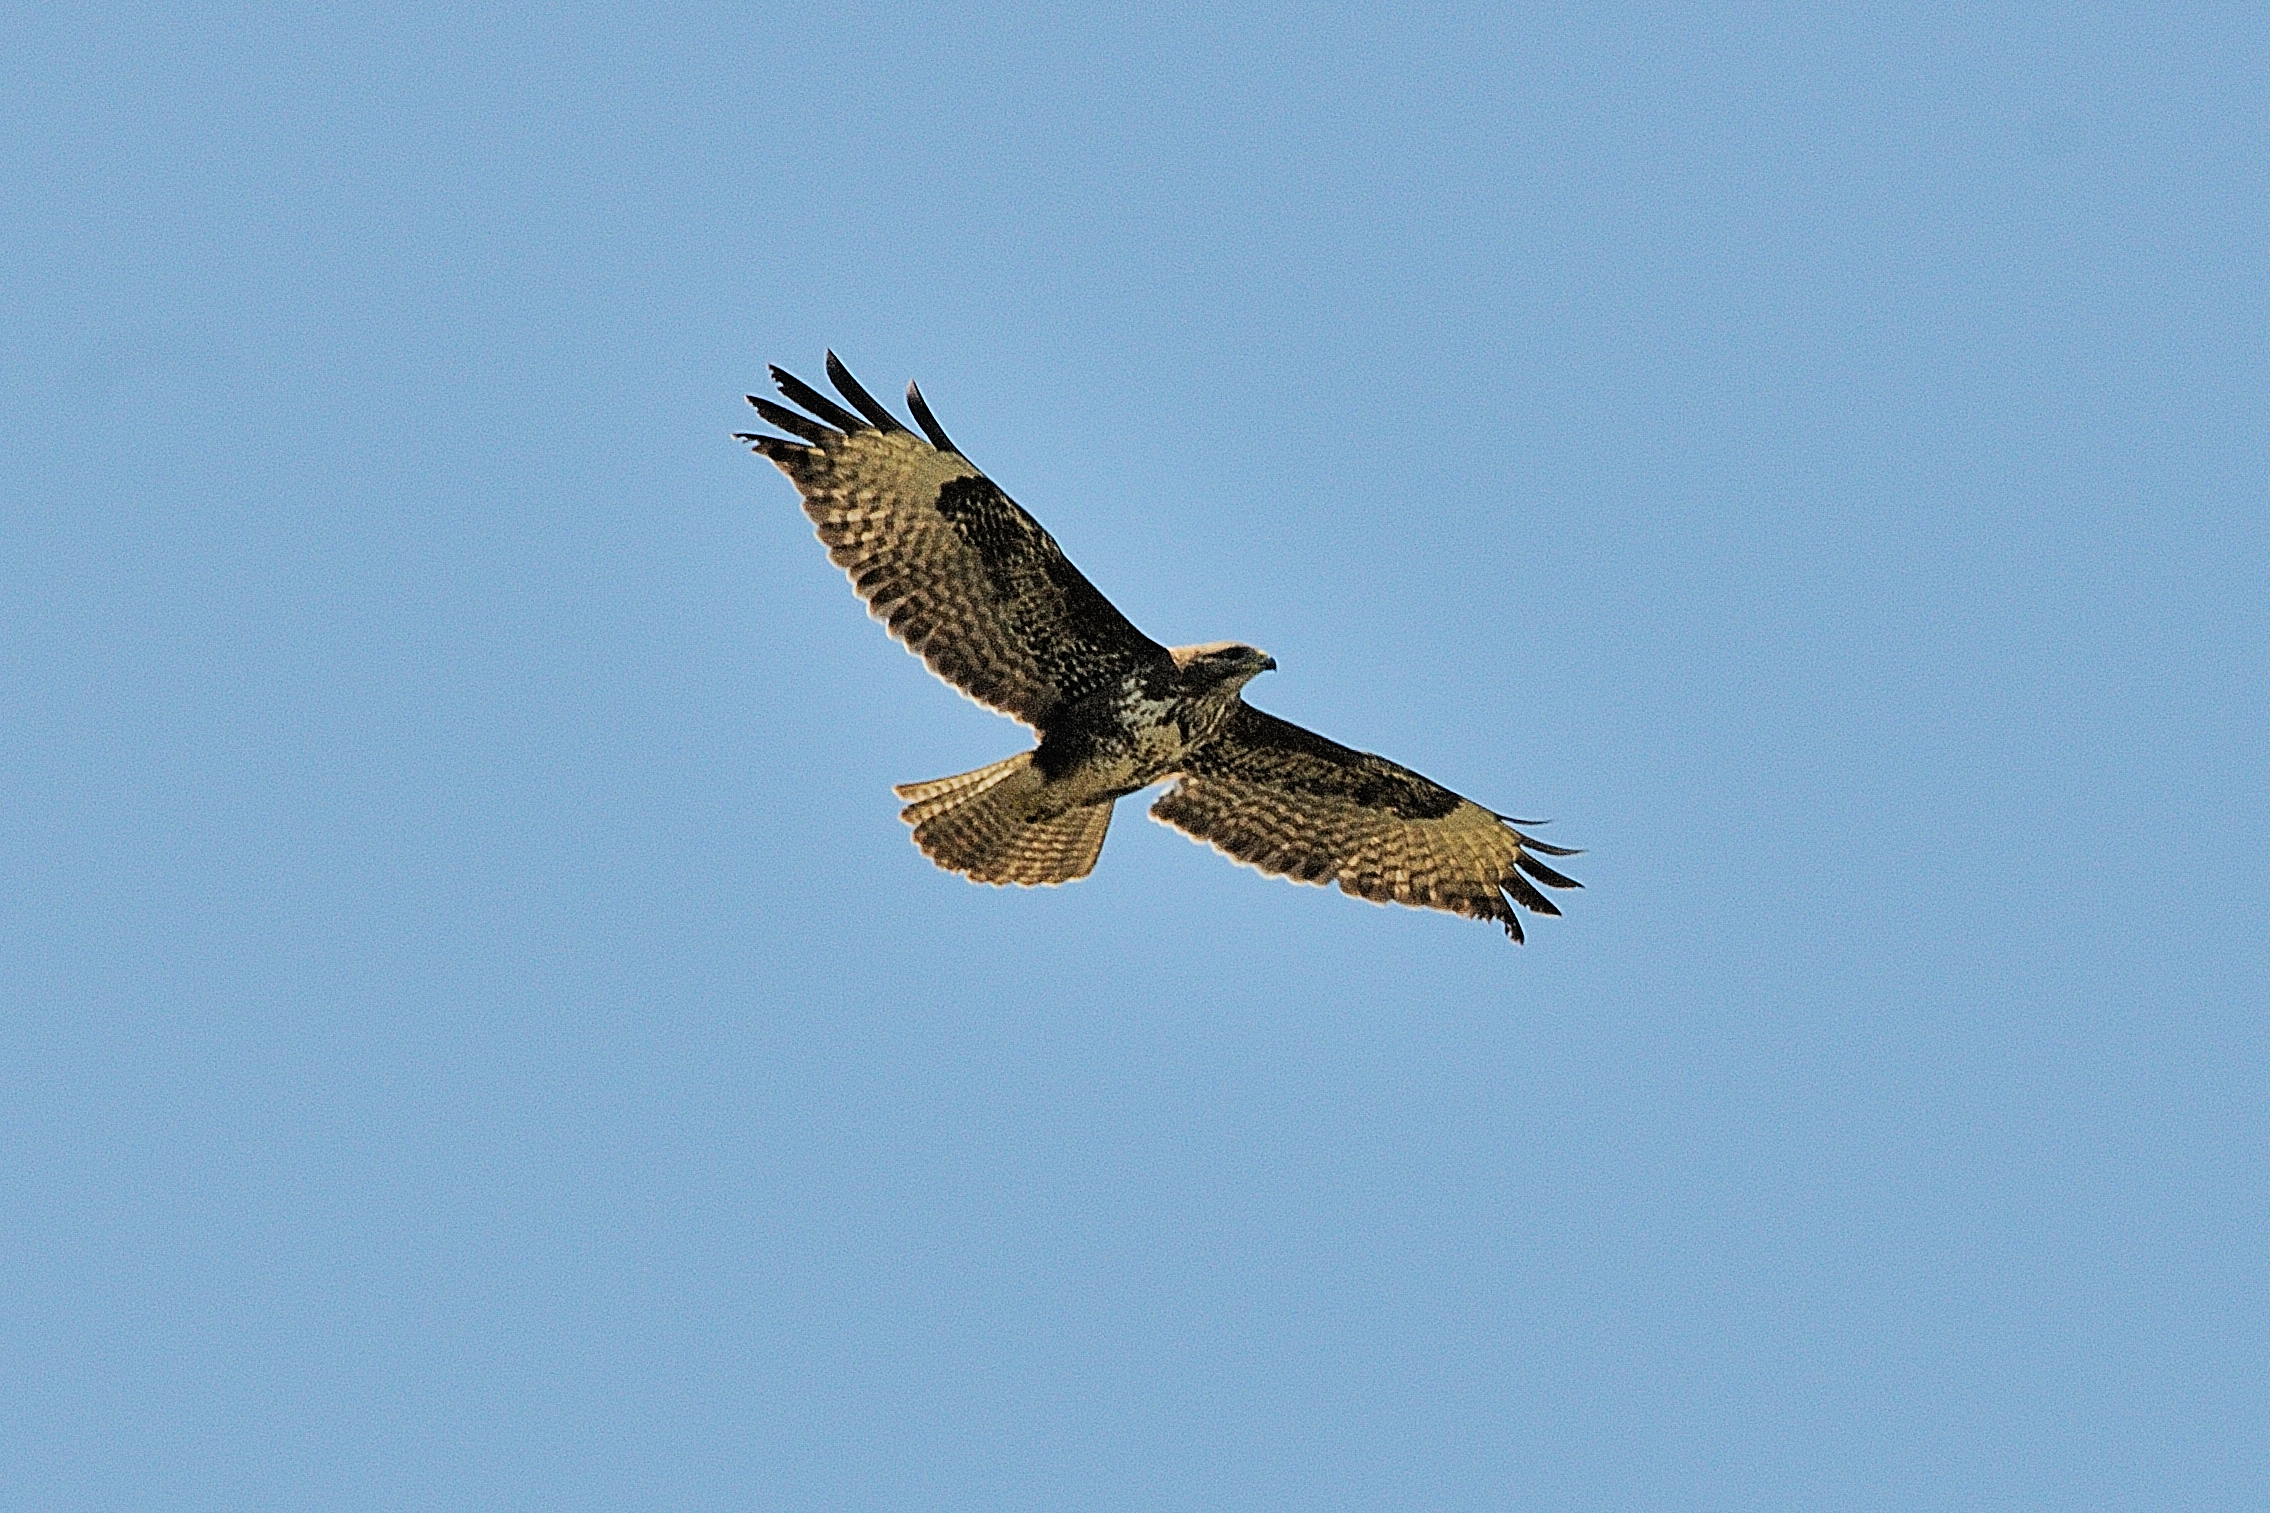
[738,354,1579,941]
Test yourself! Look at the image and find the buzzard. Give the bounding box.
[739,354,1580,941]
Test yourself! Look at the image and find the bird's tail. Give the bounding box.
[894,753,1114,885]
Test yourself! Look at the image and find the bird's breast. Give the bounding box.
[1033,681,1197,802]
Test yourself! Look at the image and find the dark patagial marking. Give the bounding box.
[1195,708,1463,821]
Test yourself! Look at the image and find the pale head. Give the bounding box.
[1170,640,1277,692]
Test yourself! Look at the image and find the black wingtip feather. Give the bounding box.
[1517,853,1582,890]
[748,396,834,444]
[769,364,869,434]
[1502,912,1526,943]
[824,351,908,433]
[1502,868,1563,916]
[1492,811,1581,858]
[905,380,962,455]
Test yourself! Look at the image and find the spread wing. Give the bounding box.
[738,353,1168,727]
[1150,705,1581,941]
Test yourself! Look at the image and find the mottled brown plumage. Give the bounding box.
[739,354,1579,939]
[1150,707,1581,942]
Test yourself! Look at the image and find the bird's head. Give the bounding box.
[1171,641,1277,692]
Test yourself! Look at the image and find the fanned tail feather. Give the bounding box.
[894,753,1032,824]
[894,753,1114,885]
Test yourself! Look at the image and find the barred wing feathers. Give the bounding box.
[738,354,1167,727]
[1151,706,1581,941]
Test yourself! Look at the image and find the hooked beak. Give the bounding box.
[1260,655,1277,672]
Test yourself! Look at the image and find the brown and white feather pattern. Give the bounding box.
[891,753,1112,886]
[1150,706,1580,941]
[740,361,1164,728]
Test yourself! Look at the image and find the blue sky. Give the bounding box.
[4,3,2265,1508]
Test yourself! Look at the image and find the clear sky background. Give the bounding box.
[5,4,2265,1509]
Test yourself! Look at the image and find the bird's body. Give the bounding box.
[739,354,1579,941]
[1034,644,1264,798]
